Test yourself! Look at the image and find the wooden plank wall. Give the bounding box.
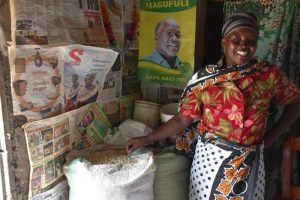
[1,1,30,199]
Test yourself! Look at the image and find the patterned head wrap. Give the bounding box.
[222,12,259,38]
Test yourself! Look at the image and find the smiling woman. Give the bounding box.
[221,12,259,66]
[222,28,258,66]
[126,12,300,200]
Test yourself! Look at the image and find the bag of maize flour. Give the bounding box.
[64,146,156,200]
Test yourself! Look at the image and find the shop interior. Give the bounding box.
[0,0,300,200]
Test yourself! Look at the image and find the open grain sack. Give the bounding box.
[64,145,156,200]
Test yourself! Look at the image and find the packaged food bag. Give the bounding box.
[64,146,156,200]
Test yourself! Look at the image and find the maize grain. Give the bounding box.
[84,149,137,164]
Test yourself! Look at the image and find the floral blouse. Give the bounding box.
[179,64,299,146]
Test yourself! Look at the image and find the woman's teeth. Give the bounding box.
[236,50,248,56]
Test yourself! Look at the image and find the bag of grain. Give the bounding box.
[154,145,191,200]
[64,146,156,200]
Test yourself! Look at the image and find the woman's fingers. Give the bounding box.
[126,137,148,153]
[126,138,138,153]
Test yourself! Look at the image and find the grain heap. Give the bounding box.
[84,149,137,164]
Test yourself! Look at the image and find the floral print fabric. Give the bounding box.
[189,134,265,200]
[177,59,299,153]
[223,2,300,199]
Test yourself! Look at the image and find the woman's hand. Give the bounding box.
[264,95,300,148]
[126,136,151,153]
[126,112,193,153]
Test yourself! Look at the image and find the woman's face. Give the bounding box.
[222,28,258,66]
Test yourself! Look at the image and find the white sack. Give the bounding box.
[104,119,152,145]
[65,147,156,200]
[154,146,191,200]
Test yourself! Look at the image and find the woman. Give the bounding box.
[126,12,300,200]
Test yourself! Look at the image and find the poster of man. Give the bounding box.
[138,0,197,86]
[143,18,181,69]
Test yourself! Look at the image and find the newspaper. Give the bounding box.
[122,49,140,96]
[23,102,111,199]
[76,103,111,147]
[99,0,124,51]
[9,45,65,121]
[32,180,69,200]
[123,0,139,51]
[10,0,86,46]
[9,44,118,121]
[97,55,122,126]
[99,70,122,102]
[64,44,118,112]
[99,99,120,127]
[10,0,125,49]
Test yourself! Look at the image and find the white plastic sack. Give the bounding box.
[64,146,156,200]
[104,119,152,145]
[154,146,191,200]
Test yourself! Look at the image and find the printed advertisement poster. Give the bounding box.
[138,0,197,86]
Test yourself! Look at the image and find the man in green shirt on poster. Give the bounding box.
[143,18,182,69]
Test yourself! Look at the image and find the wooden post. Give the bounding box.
[0,50,16,200]
[0,1,18,199]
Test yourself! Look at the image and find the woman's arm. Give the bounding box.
[265,94,300,147]
[126,112,193,153]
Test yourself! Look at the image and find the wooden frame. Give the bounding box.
[278,136,300,200]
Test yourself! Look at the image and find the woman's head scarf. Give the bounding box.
[222,12,259,38]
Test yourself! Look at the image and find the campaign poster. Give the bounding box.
[138,0,197,86]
